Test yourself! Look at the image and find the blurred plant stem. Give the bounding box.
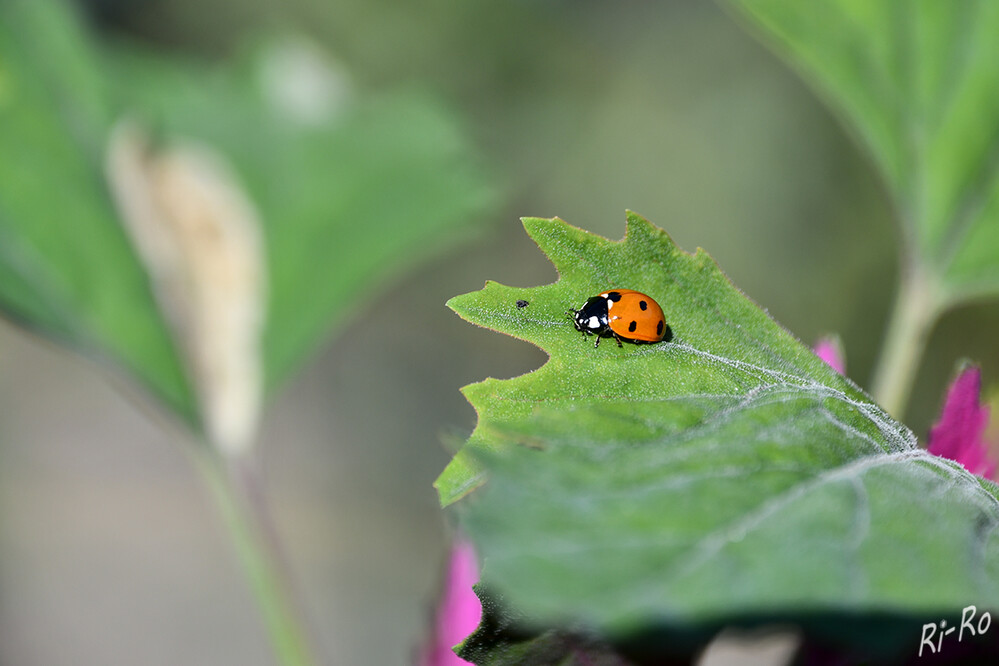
[870,259,942,420]
[191,446,318,666]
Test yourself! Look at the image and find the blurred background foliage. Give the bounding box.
[0,0,997,664]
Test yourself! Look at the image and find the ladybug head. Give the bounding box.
[570,296,609,334]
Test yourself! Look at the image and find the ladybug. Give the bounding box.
[570,289,672,348]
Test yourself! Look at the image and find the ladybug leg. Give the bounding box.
[594,335,600,348]
[616,337,623,348]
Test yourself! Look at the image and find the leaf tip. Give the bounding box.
[435,451,487,507]
[624,210,678,249]
[692,246,718,266]
[444,293,467,315]
[520,215,564,240]
[624,209,651,226]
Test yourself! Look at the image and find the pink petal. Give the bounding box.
[422,538,481,666]
[928,367,996,480]
[813,336,845,374]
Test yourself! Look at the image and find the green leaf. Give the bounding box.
[725,0,999,305]
[0,0,197,421]
[0,0,492,426]
[439,213,999,651]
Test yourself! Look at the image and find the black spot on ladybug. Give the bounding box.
[628,320,638,333]
[516,300,529,308]
[606,291,622,302]
[639,300,648,311]
[657,319,664,335]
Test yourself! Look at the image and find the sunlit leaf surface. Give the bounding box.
[440,213,999,654]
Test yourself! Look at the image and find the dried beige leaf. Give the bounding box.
[106,121,266,457]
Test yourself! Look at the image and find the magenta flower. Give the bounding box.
[813,336,845,374]
[422,538,481,666]
[927,366,996,480]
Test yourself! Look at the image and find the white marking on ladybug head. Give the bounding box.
[587,316,600,329]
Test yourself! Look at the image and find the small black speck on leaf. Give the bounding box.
[516,300,529,308]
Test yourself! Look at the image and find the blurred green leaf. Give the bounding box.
[0,0,197,421]
[726,0,999,305]
[0,0,493,426]
[441,213,999,652]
